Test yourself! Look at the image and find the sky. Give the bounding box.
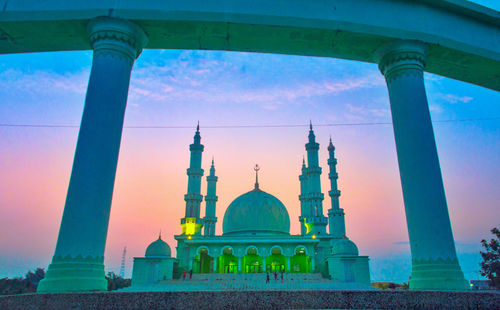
[0,1,499,283]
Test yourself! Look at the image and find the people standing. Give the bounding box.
[182,270,187,280]
[266,272,270,284]
[274,270,278,281]
[189,269,193,280]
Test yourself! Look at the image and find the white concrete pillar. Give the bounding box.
[188,258,193,271]
[213,257,218,273]
[286,256,291,272]
[37,17,147,293]
[375,40,468,291]
[311,257,315,272]
[238,257,242,272]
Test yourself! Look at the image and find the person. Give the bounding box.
[274,270,278,281]
[189,269,193,280]
[266,272,270,284]
[182,269,187,280]
[281,271,284,283]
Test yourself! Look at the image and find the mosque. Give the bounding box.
[131,124,370,288]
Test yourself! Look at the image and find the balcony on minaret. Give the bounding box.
[328,157,338,166]
[186,168,204,177]
[329,189,340,197]
[180,217,204,236]
[184,193,203,201]
[307,192,324,200]
[307,166,322,174]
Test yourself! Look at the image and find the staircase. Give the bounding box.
[126,273,368,291]
[123,273,373,292]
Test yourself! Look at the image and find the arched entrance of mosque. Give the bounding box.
[267,246,286,273]
[193,247,214,274]
[291,246,310,273]
[243,246,263,273]
[219,247,238,274]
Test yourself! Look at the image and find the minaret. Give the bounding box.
[181,123,204,236]
[203,158,218,236]
[303,122,328,235]
[298,157,308,235]
[327,137,346,238]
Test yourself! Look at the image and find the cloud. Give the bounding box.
[442,94,473,104]
[0,50,388,118]
[429,104,444,113]
[0,69,88,96]
[344,103,390,121]
[127,52,386,111]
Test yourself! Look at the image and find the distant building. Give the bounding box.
[470,280,494,290]
[132,124,371,288]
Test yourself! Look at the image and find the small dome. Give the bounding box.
[331,238,359,256]
[223,188,290,236]
[145,237,171,257]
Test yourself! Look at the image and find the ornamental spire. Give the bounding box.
[254,164,260,190]
[210,157,215,175]
[328,136,335,151]
[193,122,201,144]
[308,121,316,143]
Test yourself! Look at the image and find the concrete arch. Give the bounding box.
[270,245,285,255]
[195,246,210,256]
[1,1,499,90]
[245,245,259,256]
[220,245,235,256]
[21,0,487,292]
[294,245,309,256]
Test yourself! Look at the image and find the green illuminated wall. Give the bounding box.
[290,254,310,273]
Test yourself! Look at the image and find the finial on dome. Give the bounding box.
[302,156,305,165]
[158,230,162,240]
[254,164,260,190]
[211,156,214,166]
[196,121,200,132]
[309,120,313,130]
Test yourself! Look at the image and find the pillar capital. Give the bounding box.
[87,16,148,63]
[375,40,427,81]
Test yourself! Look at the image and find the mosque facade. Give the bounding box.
[132,124,370,287]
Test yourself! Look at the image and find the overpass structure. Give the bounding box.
[1,0,498,292]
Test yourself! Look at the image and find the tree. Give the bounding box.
[480,227,500,288]
[1,268,45,295]
[105,272,131,291]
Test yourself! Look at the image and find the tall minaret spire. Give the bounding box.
[327,137,346,238]
[298,156,309,235]
[302,122,328,235]
[181,124,205,236]
[203,157,218,236]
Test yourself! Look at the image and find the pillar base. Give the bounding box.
[409,258,469,291]
[37,255,107,293]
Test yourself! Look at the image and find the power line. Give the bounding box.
[0,116,499,129]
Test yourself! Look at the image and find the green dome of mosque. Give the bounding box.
[145,236,171,257]
[331,237,359,256]
[222,187,290,236]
